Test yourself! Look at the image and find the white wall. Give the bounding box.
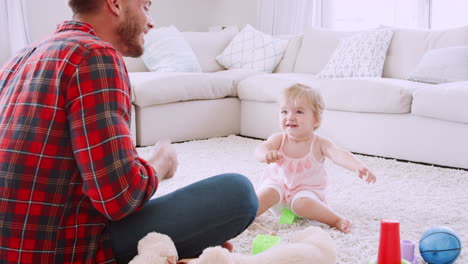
[0,2,10,66]
[25,0,256,44]
[151,0,256,31]
[211,0,257,30]
[25,0,72,43]
[0,0,256,66]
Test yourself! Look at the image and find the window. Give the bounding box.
[322,0,426,30]
[322,0,467,30]
[431,0,468,29]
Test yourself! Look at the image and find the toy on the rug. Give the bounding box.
[191,226,336,264]
[128,232,178,264]
[367,219,412,264]
[401,239,419,264]
[279,208,297,224]
[250,208,297,254]
[419,226,462,264]
[250,221,281,254]
[252,234,281,254]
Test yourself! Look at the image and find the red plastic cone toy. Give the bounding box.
[377,220,402,264]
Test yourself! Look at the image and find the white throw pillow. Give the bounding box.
[317,29,394,79]
[408,46,468,84]
[142,26,202,72]
[216,24,289,73]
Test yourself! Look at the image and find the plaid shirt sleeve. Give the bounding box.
[66,47,157,220]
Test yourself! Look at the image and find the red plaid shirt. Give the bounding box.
[0,21,157,263]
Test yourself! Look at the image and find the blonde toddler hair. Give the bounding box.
[280,84,325,130]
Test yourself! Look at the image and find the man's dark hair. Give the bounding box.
[68,0,104,15]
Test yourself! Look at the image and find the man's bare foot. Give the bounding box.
[221,241,234,252]
[334,218,352,234]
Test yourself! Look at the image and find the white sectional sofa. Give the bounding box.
[124,26,468,169]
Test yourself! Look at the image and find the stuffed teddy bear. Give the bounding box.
[191,226,336,264]
[130,226,336,264]
[128,232,178,264]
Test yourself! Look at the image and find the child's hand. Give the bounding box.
[265,150,283,164]
[357,167,376,184]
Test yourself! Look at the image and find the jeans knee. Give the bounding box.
[219,173,259,218]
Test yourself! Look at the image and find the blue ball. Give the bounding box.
[419,226,462,264]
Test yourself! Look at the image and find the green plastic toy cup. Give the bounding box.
[252,234,281,254]
[279,208,297,224]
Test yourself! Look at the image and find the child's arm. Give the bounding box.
[255,133,283,164]
[319,137,376,183]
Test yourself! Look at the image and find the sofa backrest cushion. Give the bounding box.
[274,35,303,73]
[183,26,239,72]
[294,26,468,80]
[383,25,468,79]
[293,27,354,74]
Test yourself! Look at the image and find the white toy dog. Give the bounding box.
[130,226,336,264]
[128,232,178,264]
[191,226,336,264]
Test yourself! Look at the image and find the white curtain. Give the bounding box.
[0,0,30,65]
[257,0,322,35]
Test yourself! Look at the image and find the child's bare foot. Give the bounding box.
[334,218,352,233]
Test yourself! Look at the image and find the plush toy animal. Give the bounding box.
[128,232,178,264]
[191,226,336,264]
[130,226,336,264]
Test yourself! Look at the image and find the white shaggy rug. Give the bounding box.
[137,135,467,263]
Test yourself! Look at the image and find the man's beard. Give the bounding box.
[117,10,144,57]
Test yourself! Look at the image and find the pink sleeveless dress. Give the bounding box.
[261,133,328,205]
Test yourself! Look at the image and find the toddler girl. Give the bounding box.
[255,84,376,233]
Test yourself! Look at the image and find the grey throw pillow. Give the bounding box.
[408,46,468,84]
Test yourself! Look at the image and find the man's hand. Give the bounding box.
[148,139,178,181]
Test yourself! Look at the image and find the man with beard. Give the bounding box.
[0,0,258,263]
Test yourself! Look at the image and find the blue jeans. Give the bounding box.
[108,173,258,263]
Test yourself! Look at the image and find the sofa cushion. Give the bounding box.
[412,81,468,123]
[212,69,266,96]
[408,46,468,84]
[274,35,303,73]
[238,74,419,113]
[216,24,289,73]
[317,78,417,113]
[142,26,202,72]
[383,25,468,79]
[317,29,393,79]
[129,72,233,107]
[293,27,354,74]
[182,26,239,73]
